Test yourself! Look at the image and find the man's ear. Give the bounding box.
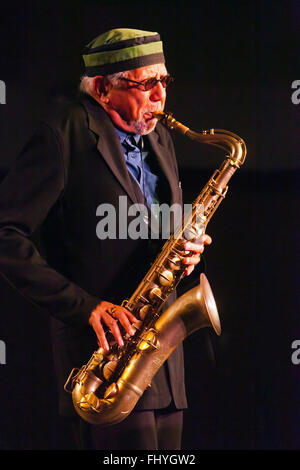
[94,76,110,103]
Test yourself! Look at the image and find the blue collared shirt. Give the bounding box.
[114,127,159,211]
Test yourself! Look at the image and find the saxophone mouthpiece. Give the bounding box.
[152,111,166,120]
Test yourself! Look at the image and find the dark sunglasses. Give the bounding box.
[119,75,174,91]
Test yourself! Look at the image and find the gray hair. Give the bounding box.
[79,71,131,96]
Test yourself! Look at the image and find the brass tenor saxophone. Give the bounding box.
[64,111,247,425]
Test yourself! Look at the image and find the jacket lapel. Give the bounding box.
[81,95,139,205]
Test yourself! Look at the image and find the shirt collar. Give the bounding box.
[114,126,141,146]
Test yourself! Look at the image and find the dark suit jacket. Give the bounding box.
[0,94,203,415]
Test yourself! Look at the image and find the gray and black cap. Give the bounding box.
[82,28,165,76]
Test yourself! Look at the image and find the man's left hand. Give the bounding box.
[183,234,212,276]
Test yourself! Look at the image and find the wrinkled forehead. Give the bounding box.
[126,63,168,81]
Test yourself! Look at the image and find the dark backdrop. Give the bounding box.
[0,0,299,450]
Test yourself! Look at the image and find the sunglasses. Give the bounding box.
[119,75,174,91]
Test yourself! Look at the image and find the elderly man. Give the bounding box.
[0,28,211,449]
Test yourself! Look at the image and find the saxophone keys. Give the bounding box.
[149,286,162,301]
[168,256,181,270]
[102,360,118,381]
[138,330,159,351]
[139,305,151,321]
[78,392,99,411]
[159,269,174,287]
[103,382,118,399]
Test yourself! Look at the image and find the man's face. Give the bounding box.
[103,63,168,135]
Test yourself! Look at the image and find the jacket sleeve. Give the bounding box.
[0,122,100,326]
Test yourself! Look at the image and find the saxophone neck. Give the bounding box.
[153,111,190,135]
[153,111,247,168]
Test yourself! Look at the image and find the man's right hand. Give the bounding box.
[89,301,138,351]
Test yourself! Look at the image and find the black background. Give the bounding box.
[0,0,299,450]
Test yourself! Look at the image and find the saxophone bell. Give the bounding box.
[69,274,220,426]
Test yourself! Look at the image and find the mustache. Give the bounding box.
[144,107,162,114]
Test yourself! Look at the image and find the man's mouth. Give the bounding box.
[144,112,156,120]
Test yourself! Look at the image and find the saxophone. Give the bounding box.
[64,111,247,425]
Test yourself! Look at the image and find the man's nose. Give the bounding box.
[149,82,166,102]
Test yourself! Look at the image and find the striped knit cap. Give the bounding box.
[82,28,165,76]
